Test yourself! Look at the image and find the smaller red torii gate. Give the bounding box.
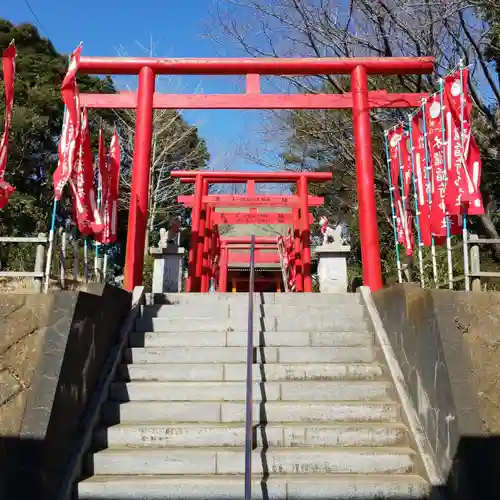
[178,191,315,292]
[173,171,332,292]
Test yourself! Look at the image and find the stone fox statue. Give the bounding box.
[319,216,344,245]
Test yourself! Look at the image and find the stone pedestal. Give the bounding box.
[315,244,351,293]
[150,245,185,293]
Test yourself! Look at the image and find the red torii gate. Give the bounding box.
[173,171,332,292]
[77,55,434,291]
[178,193,321,292]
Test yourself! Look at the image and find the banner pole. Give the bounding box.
[439,79,454,290]
[59,227,67,289]
[383,132,403,283]
[84,239,89,283]
[459,61,470,291]
[72,233,79,283]
[421,101,439,287]
[43,199,58,293]
[94,167,102,281]
[103,246,108,283]
[408,116,425,288]
[45,96,69,294]
[396,133,412,281]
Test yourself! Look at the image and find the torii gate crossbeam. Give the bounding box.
[76,55,434,292]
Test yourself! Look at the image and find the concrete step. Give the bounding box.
[135,316,368,333]
[109,380,393,403]
[141,304,365,320]
[124,346,375,364]
[78,473,430,499]
[129,330,373,348]
[151,292,361,307]
[119,362,385,382]
[95,422,409,449]
[89,446,417,476]
[102,400,400,425]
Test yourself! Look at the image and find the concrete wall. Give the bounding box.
[0,284,131,500]
[0,293,55,494]
[373,284,500,499]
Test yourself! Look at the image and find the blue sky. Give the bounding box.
[3,0,273,172]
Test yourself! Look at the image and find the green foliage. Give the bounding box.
[0,19,208,277]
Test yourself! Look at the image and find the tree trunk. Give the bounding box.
[480,213,500,260]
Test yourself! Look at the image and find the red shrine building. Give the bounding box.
[218,206,293,293]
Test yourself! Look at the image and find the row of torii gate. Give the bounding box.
[75,53,435,292]
[173,171,331,293]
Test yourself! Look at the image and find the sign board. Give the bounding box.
[212,212,314,225]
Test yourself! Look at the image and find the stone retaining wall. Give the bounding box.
[373,284,500,499]
[0,284,131,500]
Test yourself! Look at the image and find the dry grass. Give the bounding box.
[0,276,91,294]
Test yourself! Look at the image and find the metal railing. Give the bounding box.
[467,234,500,291]
[0,234,48,292]
[244,234,255,500]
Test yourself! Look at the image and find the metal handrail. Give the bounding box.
[244,234,255,500]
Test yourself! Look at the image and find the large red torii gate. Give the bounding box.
[77,55,434,292]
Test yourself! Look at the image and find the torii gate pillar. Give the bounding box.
[124,67,155,290]
[352,66,382,290]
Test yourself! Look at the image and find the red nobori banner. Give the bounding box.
[388,127,413,255]
[443,69,484,215]
[97,124,107,217]
[443,72,471,214]
[0,41,17,208]
[424,94,463,239]
[96,129,120,244]
[424,94,448,237]
[53,44,82,200]
[411,112,432,246]
[69,108,102,235]
[400,130,415,256]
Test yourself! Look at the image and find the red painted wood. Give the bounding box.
[212,212,313,225]
[79,56,434,76]
[228,252,281,264]
[172,171,332,181]
[123,67,155,291]
[79,91,428,110]
[221,237,279,244]
[177,195,324,207]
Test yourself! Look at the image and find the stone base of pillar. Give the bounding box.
[314,244,351,293]
[149,245,185,293]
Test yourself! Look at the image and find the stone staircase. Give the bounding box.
[78,292,431,499]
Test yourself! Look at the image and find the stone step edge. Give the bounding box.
[99,421,408,429]
[80,472,427,482]
[111,380,393,386]
[106,398,398,404]
[92,445,417,455]
[105,399,400,405]
[100,419,403,427]
[122,362,380,366]
[119,361,384,368]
